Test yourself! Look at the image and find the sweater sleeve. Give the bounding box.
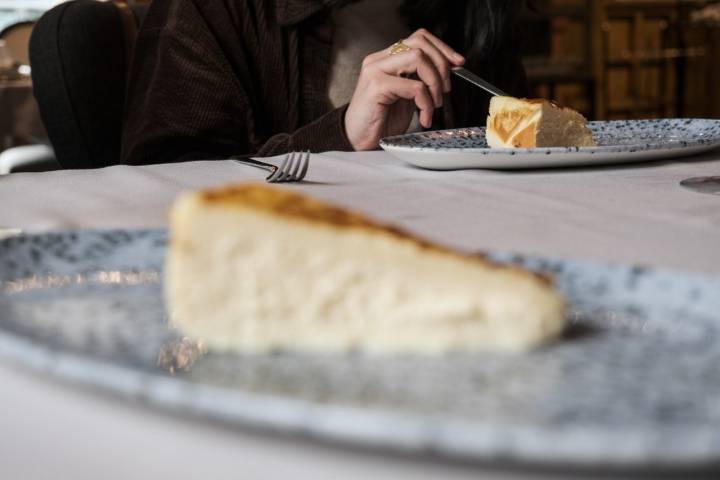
[257,104,353,157]
[121,0,352,166]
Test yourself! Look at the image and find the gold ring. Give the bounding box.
[389,40,412,56]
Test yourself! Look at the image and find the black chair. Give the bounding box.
[29,0,148,169]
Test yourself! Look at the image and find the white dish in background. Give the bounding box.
[380,119,720,170]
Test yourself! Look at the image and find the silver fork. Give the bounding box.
[232,151,310,183]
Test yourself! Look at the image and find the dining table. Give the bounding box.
[0,149,719,479]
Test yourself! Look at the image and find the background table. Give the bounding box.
[1,150,720,479]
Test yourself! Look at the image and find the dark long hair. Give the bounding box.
[328,0,525,71]
[399,0,528,125]
[400,0,522,67]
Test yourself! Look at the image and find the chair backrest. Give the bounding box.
[29,0,148,169]
[0,21,35,66]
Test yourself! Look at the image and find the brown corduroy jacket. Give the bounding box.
[121,0,527,165]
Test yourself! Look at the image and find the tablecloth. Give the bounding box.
[1,150,720,480]
[1,150,719,272]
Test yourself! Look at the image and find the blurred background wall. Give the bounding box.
[522,0,720,120]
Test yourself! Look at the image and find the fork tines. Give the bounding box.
[268,151,310,183]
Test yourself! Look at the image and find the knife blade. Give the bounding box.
[451,67,508,97]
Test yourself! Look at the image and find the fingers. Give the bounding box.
[376,75,435,128]
[409,28,465,66]
[372,50,444,108]
[362,28,464,96]
[351,28,464,134]
[403,35,452,92]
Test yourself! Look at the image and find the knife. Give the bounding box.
[451,67,508,97]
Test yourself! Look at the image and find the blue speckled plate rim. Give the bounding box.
[379,119,720,155]
[1,229,720,469]
[1,321,719,469]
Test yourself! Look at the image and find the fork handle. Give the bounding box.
[231,157,276,173]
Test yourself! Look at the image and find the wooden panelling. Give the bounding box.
[522,0,720,119]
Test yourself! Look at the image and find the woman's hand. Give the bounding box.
[344,29,465,151]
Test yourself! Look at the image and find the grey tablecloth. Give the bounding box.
[1,150,719,272]
[1,150,720,479]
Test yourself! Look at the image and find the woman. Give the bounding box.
[121,0,527,165]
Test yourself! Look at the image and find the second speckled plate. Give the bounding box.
[1,230,720,470]
[380,119,720,170]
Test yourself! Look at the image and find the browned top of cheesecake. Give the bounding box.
[509,98,566,108]
[521,98,546,105]
[195,184,553,285]
[201,184,393,231]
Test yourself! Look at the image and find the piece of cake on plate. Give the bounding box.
[166,184,566,354]
[486,96,596,148]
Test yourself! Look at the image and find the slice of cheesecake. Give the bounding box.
[486,96,596,148]
[166,184,566,354]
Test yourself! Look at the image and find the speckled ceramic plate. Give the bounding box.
[1,230,720,469]
[380,119,720,170]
